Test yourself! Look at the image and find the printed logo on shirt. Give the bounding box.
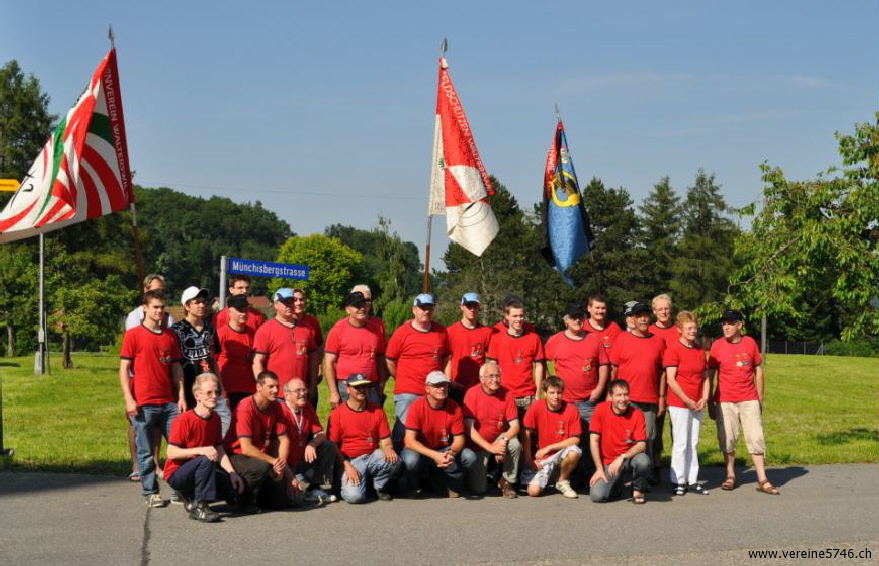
[515,349,524,365]
[625,429,634,444]
[440,428,450,446]
[295,339,309,356]
[582,359,592,373]
[367,346,376,360]
[432,346,441,362]
[556,420,567,438]
[601,335,612,349]
[734,353,752,368]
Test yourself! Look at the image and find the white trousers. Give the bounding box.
[668,406,703,485]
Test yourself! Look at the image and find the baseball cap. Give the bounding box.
[346,373,372,387]
[181,286,209,305]
[721,309,744,323]
[425,370,450,385]
[273,287,295,302]
[630,302,651,316]
[460,292,481,305]
[227,294,249,310]
[413,293,435,307]
[344,292,367,307]
[622,301,639,316]
[565,303,585,318]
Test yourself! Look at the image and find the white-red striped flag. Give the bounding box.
[0,49,133,242]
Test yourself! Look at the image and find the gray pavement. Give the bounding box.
[1,464,877,565]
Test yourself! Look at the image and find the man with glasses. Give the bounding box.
[252,287,319,394]
[462,361,521,498]
[446,292,495,404]
[386,293,450,448]
[325,291,386,408]
[401,371,476,498]
[290,288,324,406]
[279,377,337,505]
[329,374,399,503]
[351,284,386,338]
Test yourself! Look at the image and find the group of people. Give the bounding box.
[120,273,778,523]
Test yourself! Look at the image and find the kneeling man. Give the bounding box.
[520,376,581,499]
[166,373,245,522]
[589,379,650,503]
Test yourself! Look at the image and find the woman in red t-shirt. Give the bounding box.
[663,311,710,496]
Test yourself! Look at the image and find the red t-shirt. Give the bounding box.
[328,402,391,459]
[224,395,288,454]
[649,323,679,347]
[325,317,385,383]
[462,384,518,448]
[216,323,256,394]
[214,306,265,334]
[165,409,223,479]
[708,336,761,403]
[486,330,545,398]
[404,396,465,450]
[279,401,324,467]
[253,318,317,392]
[663,339,707,408]
[589,401,647,465]
[522,399,581,458]
[584,319,623,352]
[446,321,496,389]
[608,332,665,404]
[120,325,183,406]
[385,320,450,395]
[544,331,609,402]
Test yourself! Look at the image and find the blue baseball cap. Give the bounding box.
[273,287,295,302]
[413,293,435,307]
[461,292,481,305]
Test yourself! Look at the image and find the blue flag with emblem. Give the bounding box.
[540,119,595,285]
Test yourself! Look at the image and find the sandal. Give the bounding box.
[756,479,779,495]
[721,476,736,491]
[128,471,140,482]
[632,491,646,504]
[674,484,687,496]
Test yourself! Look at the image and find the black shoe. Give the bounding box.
[376,491,393,502]
[189,502,221,523]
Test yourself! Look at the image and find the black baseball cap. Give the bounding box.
[721,309,744,323]
[227,294,249,310]
[565,303,585,318]
[344,292,367,307]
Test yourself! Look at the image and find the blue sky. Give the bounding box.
[3,1,877,269]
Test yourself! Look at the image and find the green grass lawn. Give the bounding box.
[0,353,876,474]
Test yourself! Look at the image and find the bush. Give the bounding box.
[823,338,878,358]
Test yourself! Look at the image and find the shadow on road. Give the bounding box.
[0,468,129,497]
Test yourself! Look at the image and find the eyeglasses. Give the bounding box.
[483,374,501,380]
[199,390,219,397]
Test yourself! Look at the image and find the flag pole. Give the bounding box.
[109,25,145,288]
[423,38,448,293]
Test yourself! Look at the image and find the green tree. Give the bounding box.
[638,176,681,295]
[731,114,879,340]
[670,169,740,312]
[272,234,364,315]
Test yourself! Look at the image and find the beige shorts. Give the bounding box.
[716,400,766,454]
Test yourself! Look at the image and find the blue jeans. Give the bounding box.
[167,455,237,504]
[400,446,477,494]
[215,396,232,437]
[340,448,400,504]
[589,453,651,502]
[130,402,179,496]
[337,381,382,406]
[391,393,421,448]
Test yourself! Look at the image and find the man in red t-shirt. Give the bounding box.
[224,371,291,509]
[445,292,496,405]
[648,293,677,482]
[325,292,386,408]
[252,287,318,395]
[463,360,521,498]
[279,377,337,505]
[166,373,245,522]
[584,293,622,350]
[119,290,186,507]
[588,379,650,503]
[708,310,778,495]
[290,288,324,406]
[609,301,665,483]
[545,303,610,429]
[520,376,582,499]
[386,293,450,448]
[487,297,546,419]
[216,294,257,412]
[401,371,476,497]
[213,275,265,334]
[329,374,399,503]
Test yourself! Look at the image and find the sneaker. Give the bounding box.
[498,478,518,499]
[376,491,393,502]
[145,494,168,508]
[555,480,578,499]
[189,502,221,523]
[170,490,183,505]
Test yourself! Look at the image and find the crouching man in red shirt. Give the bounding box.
[589,379,650,504]
[166,373,245,522]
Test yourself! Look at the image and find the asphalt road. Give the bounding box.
[1,464,877,565]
